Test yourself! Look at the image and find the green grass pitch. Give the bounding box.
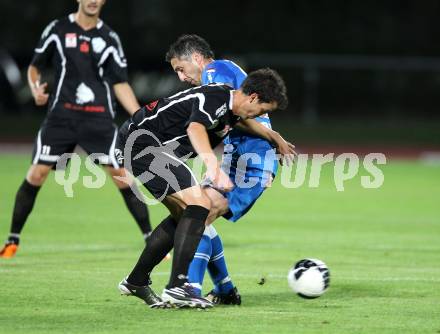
[0,155,439,334]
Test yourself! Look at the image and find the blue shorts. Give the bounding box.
[221,134,278,222]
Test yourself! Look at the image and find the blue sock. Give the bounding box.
[207,226,234,294]
[188,231,212,296]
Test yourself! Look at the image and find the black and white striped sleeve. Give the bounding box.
[188,91,229,129]
[100,30,128,85]
[30,20,58,69]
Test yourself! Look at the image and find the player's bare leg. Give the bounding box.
[204,187,229,225]
[1,164,52,258]
[106,166,152,240]
[26,164,52,186]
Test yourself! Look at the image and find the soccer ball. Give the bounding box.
[287,258,330,299]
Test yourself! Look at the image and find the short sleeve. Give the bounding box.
[188,91,229,129]
[30,20,58,69]
[101,31,128,85]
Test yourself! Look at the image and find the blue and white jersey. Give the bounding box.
[202,60,246,90]
[201,60,272,130]
[201,59,277,175]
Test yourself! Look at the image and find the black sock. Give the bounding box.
[9,180,41,244]
[119,187,152,237]
[127,216,177,286]
[167,205,209,288]
[6,234,20,245]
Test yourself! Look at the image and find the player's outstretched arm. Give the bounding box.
[28,65,49,106]
[236,119,296,166]
[187,122,233,192]
[113,82,140,115]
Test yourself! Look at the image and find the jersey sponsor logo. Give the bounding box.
[64,103,105,113]
[145,100,159,111]
[79,35,91,42]
[215,103,228,117]
[92,37,106,53]
[80,41,90,53]
[65,33,77,48]
[206,69,216,73]
[75,83,95,104]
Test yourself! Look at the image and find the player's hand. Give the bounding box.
[205,165,234,193]
[275,137,296,166]
[31,81,49,106]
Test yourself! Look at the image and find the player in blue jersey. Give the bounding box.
[165,35,295,305]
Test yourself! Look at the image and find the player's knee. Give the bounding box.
[26,165,51,185]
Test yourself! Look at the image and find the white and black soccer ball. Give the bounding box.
[287,258,330,299]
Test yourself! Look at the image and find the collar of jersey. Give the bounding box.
[68,13,103,30]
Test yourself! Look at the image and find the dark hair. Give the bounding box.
[241,68,288,110]
[165,34,215,62]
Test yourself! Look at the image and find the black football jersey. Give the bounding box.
[31,14,128,119]
[130,84,240,157]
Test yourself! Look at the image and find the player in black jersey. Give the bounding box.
[117,68,293,308]
[0,0,151,259]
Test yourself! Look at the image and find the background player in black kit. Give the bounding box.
[117,69,293,308]
[0,0,151,258]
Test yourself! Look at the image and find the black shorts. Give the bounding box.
[32,116,119,168]
[116,120,198,200]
